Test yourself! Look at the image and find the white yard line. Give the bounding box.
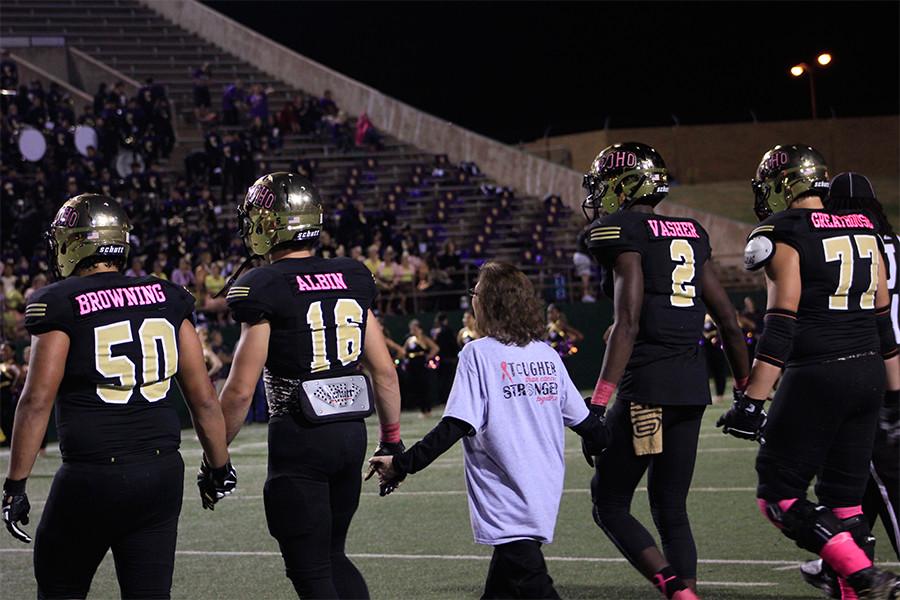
[0,443,754,461]
[23,486,757,508]
[1,548,895,572]
[234,486,756,500]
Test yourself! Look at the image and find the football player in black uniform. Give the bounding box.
[719,146,900,599]
[582,142,750,599]
[799,172,900,598]
[218,173,403,599]
[2,194,235,599]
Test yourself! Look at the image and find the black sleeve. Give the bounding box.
[226,268,277,324]
[393,416,475,476]
[24,287,73,336]
[586,214,642,265]
[165,281,196,326]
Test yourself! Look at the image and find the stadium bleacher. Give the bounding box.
[1,0,585,302]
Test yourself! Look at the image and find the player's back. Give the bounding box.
[24,272,195,463]
[226,256,377,402]
[589,210,711,360]
[882,232,900,343]
[748,209,883,364]
[587,210,712,405]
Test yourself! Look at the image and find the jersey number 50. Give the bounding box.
[94,318,178,404]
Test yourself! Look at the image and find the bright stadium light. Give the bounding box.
[789,53,832,119]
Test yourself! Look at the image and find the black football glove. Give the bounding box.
[2,478,31,543]
[880,390,899,445]
[372,440,406,497]
[197,456,238,511]
[581,397,607,468]
[716,391,767,442]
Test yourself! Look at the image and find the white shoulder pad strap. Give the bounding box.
[744,236,774,271]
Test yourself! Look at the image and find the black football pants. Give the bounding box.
[264,415,369,599]
[482,540,560,599]
[591,400,706,581]
[34,451,184,599]
[756,354,884,508]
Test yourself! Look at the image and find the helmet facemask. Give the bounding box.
[582,172,612,221]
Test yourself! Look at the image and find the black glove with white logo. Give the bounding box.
[372,440,406,497]
[2,478,31,543]
[716,391,767,442]
[197,456,237,510]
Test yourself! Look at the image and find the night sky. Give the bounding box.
[205,1,900,144]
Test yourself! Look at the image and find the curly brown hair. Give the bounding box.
[473,262,546,346]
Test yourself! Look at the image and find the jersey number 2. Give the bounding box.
[94,318,178,404]
[822,235,879,310]
[306,299,364,372]
[670,239,696,307]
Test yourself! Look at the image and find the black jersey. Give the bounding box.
[747,209,884,364]
[226,257,377,380]
[883,233,899,343]
[587,210,712,405]
[24,272,195,463]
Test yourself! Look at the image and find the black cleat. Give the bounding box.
[846,566,900,600]
[800,559,840,599]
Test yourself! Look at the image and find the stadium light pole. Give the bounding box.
[790,53,832,120]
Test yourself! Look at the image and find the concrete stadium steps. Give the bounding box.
[4,0,583,273]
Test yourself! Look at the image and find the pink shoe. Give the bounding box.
[672,589,700,600]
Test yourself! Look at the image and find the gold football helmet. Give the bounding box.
[752,144,829,221]
[238,172,323,257]
[582,142,670,221]
[47,194,132,278]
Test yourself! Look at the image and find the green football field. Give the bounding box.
[2,406,897,599]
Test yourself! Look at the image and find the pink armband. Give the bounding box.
[380,422,401,444]
[591,379,616,407]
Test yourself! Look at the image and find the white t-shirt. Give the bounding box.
[443,337,589,545]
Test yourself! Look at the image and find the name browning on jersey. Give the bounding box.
[74,283,168,316]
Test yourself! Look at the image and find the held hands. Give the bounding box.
[2,478,31,543]
[716,390,767,442]
[197,456,238,510]
[365,440,406,497]
[581,397,607,468]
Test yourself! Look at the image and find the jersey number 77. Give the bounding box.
[822,235,879,310]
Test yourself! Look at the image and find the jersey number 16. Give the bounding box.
[307,299,364,372]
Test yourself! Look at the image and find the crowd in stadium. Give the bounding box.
[0,53,584,353]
